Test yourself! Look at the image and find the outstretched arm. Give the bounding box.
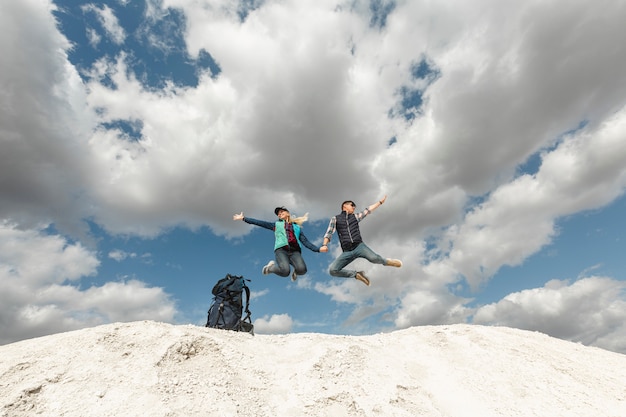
[357,195,387,220]
[367,195,387,212]
[233,212,275,230]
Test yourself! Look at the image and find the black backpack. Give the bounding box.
[205,274,254,334]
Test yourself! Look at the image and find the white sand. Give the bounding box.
[1,321,625,417]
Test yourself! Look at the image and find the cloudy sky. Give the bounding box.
[1,0,625,353]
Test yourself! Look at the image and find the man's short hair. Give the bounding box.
[341,200,355,209]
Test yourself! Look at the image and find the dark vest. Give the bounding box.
[335,211,363,252]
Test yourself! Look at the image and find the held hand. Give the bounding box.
[233,212,244,221]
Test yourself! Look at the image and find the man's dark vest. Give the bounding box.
[335,211,363,252]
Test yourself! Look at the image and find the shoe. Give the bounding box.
[291,270,297,282]
[386,259,402,268]
[262,260,275,275]
[355,271,370,286]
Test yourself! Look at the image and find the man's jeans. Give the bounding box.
[269,247,307,277]
[329,242,385,278]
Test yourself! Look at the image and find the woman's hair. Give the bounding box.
[288,212,309,225]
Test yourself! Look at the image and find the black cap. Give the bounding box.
[274,206,289,215]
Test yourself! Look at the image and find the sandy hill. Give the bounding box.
[1,321,624,417]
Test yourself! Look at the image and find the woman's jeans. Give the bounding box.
[269,247,307,276]
[329,242,385,278]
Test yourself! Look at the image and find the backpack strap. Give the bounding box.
[242,280,252,320]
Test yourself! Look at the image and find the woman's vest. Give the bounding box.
[335,211,362,252]
[274,221,302,250]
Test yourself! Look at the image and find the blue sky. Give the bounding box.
[1,0,626,353]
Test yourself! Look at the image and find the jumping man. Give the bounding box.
[320,195,402,286]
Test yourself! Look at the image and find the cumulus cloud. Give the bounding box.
[0,0,95,238]
[253,313,294,334]
[429,109,626,289]
[473,277,626,353]
[0,222,176,344]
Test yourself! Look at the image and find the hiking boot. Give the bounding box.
[386,258,403,268]
[355,271,370,286]
[262,260,275,275]
[291,270,297,282]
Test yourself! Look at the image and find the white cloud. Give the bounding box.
[250,288,269,299]
[0,222,177,345]
[109,249,137,261]
[473,277,626,353]
[428,108,626,289]
[85,27,102,47]
[0,221,99,285]
[6,0,625,242]
[253,313,293,334]
[81,4,126,45]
